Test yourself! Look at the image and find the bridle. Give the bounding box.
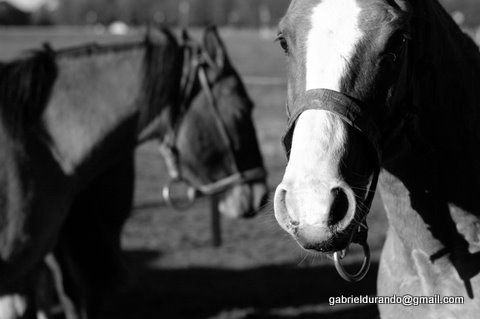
[158,41,267,210]
[282,89,381,282]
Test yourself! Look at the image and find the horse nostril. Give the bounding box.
[274,186,299,230]
[328,187,350,226]
[290,219,300,227]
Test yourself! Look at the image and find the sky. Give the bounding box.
[5,0,57,12]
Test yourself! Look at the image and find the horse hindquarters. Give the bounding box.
[51,154,135,319]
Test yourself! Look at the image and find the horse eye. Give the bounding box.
[382,31,410,64]
[276,33,289,55]
[392,31,411,47]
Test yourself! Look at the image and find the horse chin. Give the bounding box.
[218,182,268,219]
[294,226,355,254]
[274,181,368,254]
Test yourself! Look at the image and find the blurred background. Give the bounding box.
[0,0,479,29]
[1,1,479,319]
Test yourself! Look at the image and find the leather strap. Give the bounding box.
[283,89,381,162]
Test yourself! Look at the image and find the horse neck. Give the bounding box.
[383,0,480,216]
[42,42,180,180]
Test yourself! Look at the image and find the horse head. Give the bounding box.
[162,27,269,219]
[274,0,412,256]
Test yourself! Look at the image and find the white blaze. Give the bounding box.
[305,0,363,91]
[276,0,363,231]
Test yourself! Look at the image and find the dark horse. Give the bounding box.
[0,27,267,318]
[273,0,480,317]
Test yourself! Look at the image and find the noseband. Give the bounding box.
[283,89,381,282]
[159,43,266,210]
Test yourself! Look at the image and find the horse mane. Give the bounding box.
[139,28,183,133]
[410,0,480,186]
[427,0,480,67]
[0,48,58,137]
[414,0,480,124]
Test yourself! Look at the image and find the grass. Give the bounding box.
[0,27,388,319]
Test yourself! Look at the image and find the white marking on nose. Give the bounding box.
[306,0,363,91]
[282,110,349,226]
[285,110,346,182]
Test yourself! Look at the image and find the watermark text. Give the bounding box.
[329,295,465,307]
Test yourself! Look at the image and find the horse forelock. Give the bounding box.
[0,49,58,138]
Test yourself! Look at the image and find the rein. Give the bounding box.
[283,89,381,282]
[158,42,266,210]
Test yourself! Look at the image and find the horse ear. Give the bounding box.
[203,25,231,70]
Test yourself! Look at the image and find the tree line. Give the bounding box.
[48,0,480,27]
[50,0,291,27]
[2,0,480,28]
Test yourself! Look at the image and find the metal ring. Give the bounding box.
[333,242,371,283]
[162,178,197,211]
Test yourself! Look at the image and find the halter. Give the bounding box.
[158,42,266,210]
[282,89,381,282]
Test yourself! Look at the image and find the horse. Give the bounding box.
[0,26,268,319]
[273,0,480,317]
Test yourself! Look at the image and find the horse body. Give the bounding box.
[275,0,480,317]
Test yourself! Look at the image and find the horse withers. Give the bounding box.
[0,26,267,318]
[274,0,480,318]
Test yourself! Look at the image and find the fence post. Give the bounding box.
[210,196,222,247]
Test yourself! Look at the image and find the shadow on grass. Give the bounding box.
[101,250,380,319]
[244,305,379,319]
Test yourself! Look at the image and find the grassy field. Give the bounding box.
[0,27,389,319]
